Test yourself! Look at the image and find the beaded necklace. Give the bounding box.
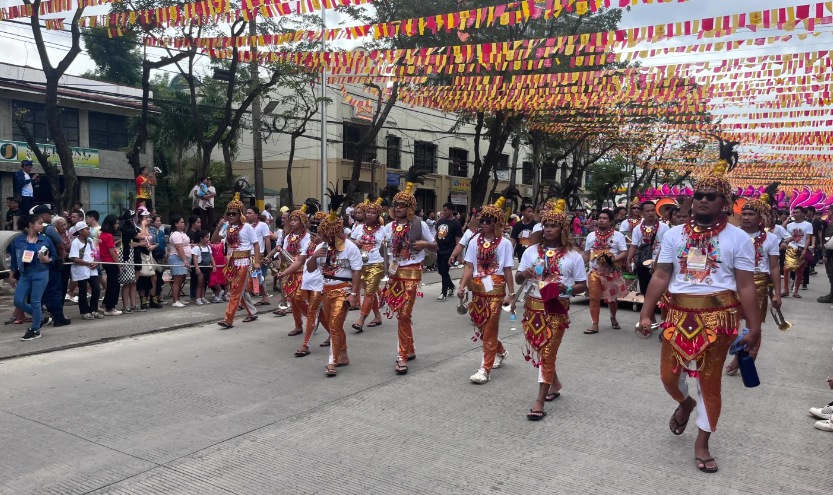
[639,221,659,245]
[593,228,614,250]
[680,216,728,277]
[537,243,565,280]
[286,233,303,255]
[226,223,241,249]
[322,245,339,277]
[361,222,382,251]
[391,220,411,259]
[476,235,501,276]
[750,228,766,267]
[627,218,641,231]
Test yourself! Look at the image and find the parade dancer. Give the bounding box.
[516,199,586,420]
[214,187,262,329]
[638,138,762,473]
[782,206,814,298]
[382,166,438,375]
[348,200,368,310]
[351,196,386,332]
[273,200,315,334]
[306,190,362,377]
[725,184,782,375]
[456,187,518,384]
[627,200,669,328]
[619,197,643,237]
[582,208,628,334]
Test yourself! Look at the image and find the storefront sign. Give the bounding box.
[451,179,471,191]
[450,192,468,206]
[496,169,510,181]
[386,172,402,186]
[0,140,99,168]
[353,105,374,121]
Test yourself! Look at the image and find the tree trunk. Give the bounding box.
[285,134,298,208]
[221,140,233,185]
[44,75,79,212]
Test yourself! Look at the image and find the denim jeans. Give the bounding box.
[14,270,49,330]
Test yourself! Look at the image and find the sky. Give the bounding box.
[0,0,829,159]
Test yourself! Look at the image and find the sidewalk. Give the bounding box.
[0,270,449,360]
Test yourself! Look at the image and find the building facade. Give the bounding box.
[0,63,152,221]
[228,84,543,214]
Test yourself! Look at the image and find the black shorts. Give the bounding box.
[137,198,153,211]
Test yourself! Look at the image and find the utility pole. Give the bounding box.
[320,8,328,211]
[508,135,519,188]
[250,18,264,212]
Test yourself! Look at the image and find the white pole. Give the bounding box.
[320,7,328,211]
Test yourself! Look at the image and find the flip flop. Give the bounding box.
[367,321,383,328]
[584,328,599,334]
[793,293,802,298]
[294,349,311,357]
[695,457,718,473]
[320,341,331,347]
[272,310,287,317]
[217,321,233,329]
[610,319,622,330]
[243,316,258,323]
[395,364,408,375]
[545,392,560,402]
[527,409,547,421]
[288,328,303,336]
[351,323,364,333]
[669,404,688,435]
[254,301,270,306]
[325,367,338,377]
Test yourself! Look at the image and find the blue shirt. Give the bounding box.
[10,232,56,273]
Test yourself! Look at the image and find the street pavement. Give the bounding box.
[1,271,831,494]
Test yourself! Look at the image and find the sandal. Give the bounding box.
[319,340,330,347]
[527,409,547,421]
[351,323,364,333]
[273,310,287,317]
[793,293,802,298]
[584,328,599,334]
[243,316,258,323]
[545,392,560,402]
[395,364,408,375]
[217,321,233,329]
[669,404,688,435]
[367,321,382,328]
[695,457,718,473]
[288,328,303,336]
[254,301,270,306]
[294,349,311,357]
[610,318,622,330]
[325,366,338,377]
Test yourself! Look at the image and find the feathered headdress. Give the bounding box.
[393,165,429,220]
[480,186,520,230]
[225,177,248,213]
[743,182,779,227]
[364,191,385,219]
[695,135,739,199]
[541,199,570,228]
[289,197,320,225]
[320,185,347,249]
[354,198,370,214]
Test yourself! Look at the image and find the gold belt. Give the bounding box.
[323,282,351,292]
[524,296,570,312]
[231,250,252,259]
[469,274,506,296]
[668,290,739,311]
[394,265,423,279]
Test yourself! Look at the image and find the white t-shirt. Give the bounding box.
[532,223,542,234]
[262,210,273,223]
[459,228,478,247]
[352,223,385,264]
[631,221,670,258]
[786,221,813,249]
[222,223,260,254]
[282,232,310,257]
[21,171,34,197]
[584,230,628,271]
[619,218,641,234]
[189,185,201,209]
[252,221,271,253]
[657,224,755,295]
[464,234,514,276]
[748,230,781,274]
[273,228,284,248]
[517,246,586,299]
[350,222,363,239]
[426,218,436,236]
[69,237,94,281]
[770,224,790,242]
[314,241,363,286]
[190,244,211,265]
[382,220,435,267]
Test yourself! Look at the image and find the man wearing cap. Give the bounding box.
[34,205,71,327]
[14,160,39,214]
[69,221,102,320]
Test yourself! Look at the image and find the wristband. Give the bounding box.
[565,285,573,296]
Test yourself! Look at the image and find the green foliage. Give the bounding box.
[80,27,143,86]
[585,158,629,209]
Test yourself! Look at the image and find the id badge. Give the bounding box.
[388,259,399,275]
[686,250,707,272]
[22,250,35,263]
[234,257,250,267]
[480,275,494,292]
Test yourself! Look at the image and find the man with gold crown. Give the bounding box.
[515,198,587,421]
[724,183,783,376]
[347,199,368,310]
[350,195,386,332]
[213,182,263,329]
[306,189,363,377]
[271,199,316,336]
[456,187,518,384]
[619,197,643,238]
[382,166,438,375]
[638,136,762,474]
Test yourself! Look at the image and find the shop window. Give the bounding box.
[342,123,376,162]
[12,101,79,147]
[414,141,437,173]
[89,112,131,151]
[386,135,401,169]
[449,147,468,177]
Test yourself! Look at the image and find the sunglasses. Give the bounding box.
[227,211,240,217]
[693,192,720,202]
[480,218,495,225]
[393,202,409,209]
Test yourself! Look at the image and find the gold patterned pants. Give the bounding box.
[468,275,506,373]
[302,290,330,347]
[323,283,351,366]
[783,247,805,292]
[360,262,384,317]
[384,265,422,363]
[522,297,570,385]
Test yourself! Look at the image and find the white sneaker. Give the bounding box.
[70,296,79,303]
[223,294,230,301]
[94,312,105,319]
[212,296,222,303]
[814,419,833,432]
[809,401,833,420]
[82,313,95,320]
[469,368,490,384]
[104,310,123,316]
[196,299,204,306]
[493,350,508,369]
[182,300,190,305]
[218,290,225,299]
[172,301,186,308]
[64,294,72,301]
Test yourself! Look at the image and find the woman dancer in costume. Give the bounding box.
[351,196,386,332]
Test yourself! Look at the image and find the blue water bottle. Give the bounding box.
[736,350,760,388]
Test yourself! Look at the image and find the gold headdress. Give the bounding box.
[319,186,346,250]
[695,135,739,199]
[363,192,385,219]
[393,165,429,221]
[629,196,641,208]
[311,211,327,223]
[480,186,520,231]
[354,198,370,214]
[225,178,248,213]
[743,182,779,226]
[541,199,570,228]
[289,198,320,225]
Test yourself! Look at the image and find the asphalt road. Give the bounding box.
[1,272,831,494]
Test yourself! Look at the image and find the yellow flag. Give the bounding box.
[576,1,588,15]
